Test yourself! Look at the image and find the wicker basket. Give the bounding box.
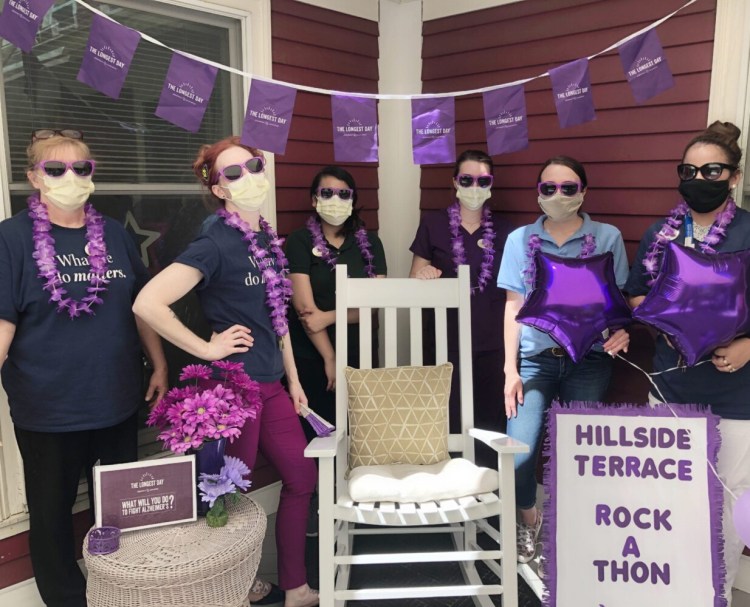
[83,495,266,607]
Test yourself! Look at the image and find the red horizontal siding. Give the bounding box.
[272,0,380,237]
[421,0,716,403]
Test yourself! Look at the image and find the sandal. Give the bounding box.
[247,578,284,605]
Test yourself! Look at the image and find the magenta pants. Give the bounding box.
[226,380,316,590]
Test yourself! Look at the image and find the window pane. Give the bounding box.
[2,0,237,184]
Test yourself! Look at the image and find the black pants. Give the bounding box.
[14,414,138,607]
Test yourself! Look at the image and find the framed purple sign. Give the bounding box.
[543,402,724,606]
[94,456,197,532]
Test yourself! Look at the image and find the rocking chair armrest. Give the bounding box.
[304,433,339,458]
[469,428,530,454]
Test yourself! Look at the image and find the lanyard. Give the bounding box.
[683,213,694,248]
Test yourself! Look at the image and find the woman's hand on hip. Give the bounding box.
[504,371,524,419]
[205,325,253,360]
[712,337,750,374]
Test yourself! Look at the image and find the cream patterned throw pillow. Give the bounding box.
[345,364,452,468]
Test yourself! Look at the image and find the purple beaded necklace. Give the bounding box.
[306,216,376,278]
[642,199,736,285]
[217,208,292,338]
[447,202,496,294]
[28,194,109,319]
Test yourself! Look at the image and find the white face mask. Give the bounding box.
[222,173,270,211]
[456,186,491,211]
[41,171,95,211]
[538,192,584,222]
[316,196,353,226]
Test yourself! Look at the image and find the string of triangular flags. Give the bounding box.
[0,0,697,164]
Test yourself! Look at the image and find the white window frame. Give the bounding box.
[0,0,271,540]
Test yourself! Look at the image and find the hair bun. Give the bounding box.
[706,120,741,146]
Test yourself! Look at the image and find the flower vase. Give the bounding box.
[193,438,227,517]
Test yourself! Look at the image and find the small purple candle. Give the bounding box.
[88,527,121,555]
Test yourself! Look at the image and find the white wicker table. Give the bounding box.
[83,495,266,607]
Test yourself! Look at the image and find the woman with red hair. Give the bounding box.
[134,137,318,607]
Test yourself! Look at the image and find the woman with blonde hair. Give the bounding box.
[0,129,167,607]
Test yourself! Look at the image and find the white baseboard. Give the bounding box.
[0,482,282,607]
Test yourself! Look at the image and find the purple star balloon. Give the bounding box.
[633,242,750,366]
[516,251,632,363]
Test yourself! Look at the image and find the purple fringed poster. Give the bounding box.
[331,95,378,163]
[549,58,596,129]
[0,0,55,53]
[543,402,724,607]
[154,53,218,133]
[411,96,455,165]
[482,85,528,156]
[619,29,675,104]
[240,79,296,155]
[77,15,141,100]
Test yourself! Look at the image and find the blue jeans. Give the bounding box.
[508,350,613,509]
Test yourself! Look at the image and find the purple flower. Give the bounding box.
[220,455,252,491]
[198,474,236,507]
[180,364,212,381]
[212,360,244,374]
[27,195,109,319]
[149,362,262,454]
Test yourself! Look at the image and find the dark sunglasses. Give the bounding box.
[217,157,265,181]
[36,159,96,178]
[456,173,493,188]
[677,162,736,182]
[316,187,353,201]
[537,181,582,198]
[31,129,84,142]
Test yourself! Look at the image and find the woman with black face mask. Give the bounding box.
[625,120,748,606]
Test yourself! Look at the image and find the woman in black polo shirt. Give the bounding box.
[286,166,387,441]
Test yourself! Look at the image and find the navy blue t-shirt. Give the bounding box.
[625,208,750,420]
[176,219,284,382]
[0,209,148,432]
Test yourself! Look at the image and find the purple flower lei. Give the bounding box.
[642,198,737,285]
[216,208,292,338]
[523,232,596,287]
[28,194,109,319]
[305,216,376,278]
[447,202,496,294]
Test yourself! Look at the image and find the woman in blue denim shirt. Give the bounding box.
[497,156,630,566]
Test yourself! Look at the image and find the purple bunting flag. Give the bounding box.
[154,53,218,133]
[619,29,674,104]
[77,15,141,100]
[0,0,55,53]
[483,85,528,156]
[331,95,378,163]
[411,96,456,165]
[241,79,297,155]
[549,58,596,129]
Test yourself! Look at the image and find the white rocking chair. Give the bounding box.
[305,265,529,606]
